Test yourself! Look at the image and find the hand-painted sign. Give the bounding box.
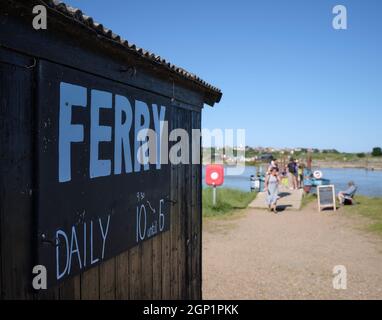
[205,164,224,186]
[317,185,336,212]
[37,61,171,287]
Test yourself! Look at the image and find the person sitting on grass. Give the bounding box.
[264,167,281,213]
[338,181,357,205]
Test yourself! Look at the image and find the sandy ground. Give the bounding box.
[202,203,382,300]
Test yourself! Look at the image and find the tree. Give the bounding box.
[372,147,382,157]
[357,153,366,158]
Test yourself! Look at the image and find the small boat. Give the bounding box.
[303,169,331,193]
[304,178,331,187]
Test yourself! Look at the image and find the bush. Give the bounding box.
[372,147,382,157]
[357,153,366,158]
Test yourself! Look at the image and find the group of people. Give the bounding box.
[286,159,304,190]
[264,158,303,213]
[264,158,358,213]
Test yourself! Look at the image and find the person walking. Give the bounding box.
[264,167,281,213]
[267,159,278,174]
[297,161,304,189]
[287,158,297,190]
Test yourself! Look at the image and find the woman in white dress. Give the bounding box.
[264,167,281,213]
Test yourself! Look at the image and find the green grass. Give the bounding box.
[202,187,257,218]
[301,193,317,208]
[344,196,382,235]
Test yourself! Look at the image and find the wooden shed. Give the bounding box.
[0,0,221,300]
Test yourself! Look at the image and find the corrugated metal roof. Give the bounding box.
[41,0,222,101]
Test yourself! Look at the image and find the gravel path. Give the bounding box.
[202,203,382,300]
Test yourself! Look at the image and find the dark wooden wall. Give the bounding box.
[0,47,35,300]
[0,45,202,300]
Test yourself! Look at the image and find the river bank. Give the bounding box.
[203,187,382,236]
[203,166,382,197]
[344,196,382,236]
[202,188,256,218]
[313,160,382,170]
[241,158,382,170]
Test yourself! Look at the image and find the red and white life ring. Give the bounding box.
[313,170,323,179]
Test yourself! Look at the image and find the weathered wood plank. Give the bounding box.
[115,250,129,300]
[192,150,201,295]
[170,110,180,299]
[99,258,116,300]
[80,266,100,300]
[152,234,162,299]
[36,287,60,300]
[190,111,198,300]
[0,56,35,300]
[181,110,191,300]
[59,275,81,300]
[161,230,171,299]
[129,245,141,299]
[194,111,202,300]
[141,238,153,300]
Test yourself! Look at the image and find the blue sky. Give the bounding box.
[65,0,381,152]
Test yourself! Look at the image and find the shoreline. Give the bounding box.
[227,160,382,171]
[313,161,382,171]
[214,162,382,171]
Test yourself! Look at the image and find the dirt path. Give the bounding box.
[202,203,382,300]
[249,186,303,210]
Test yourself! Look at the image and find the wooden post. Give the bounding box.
[212,186,217,206]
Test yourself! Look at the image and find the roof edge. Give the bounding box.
[27,0,222,105]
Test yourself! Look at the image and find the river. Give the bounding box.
[202,166,382,197]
